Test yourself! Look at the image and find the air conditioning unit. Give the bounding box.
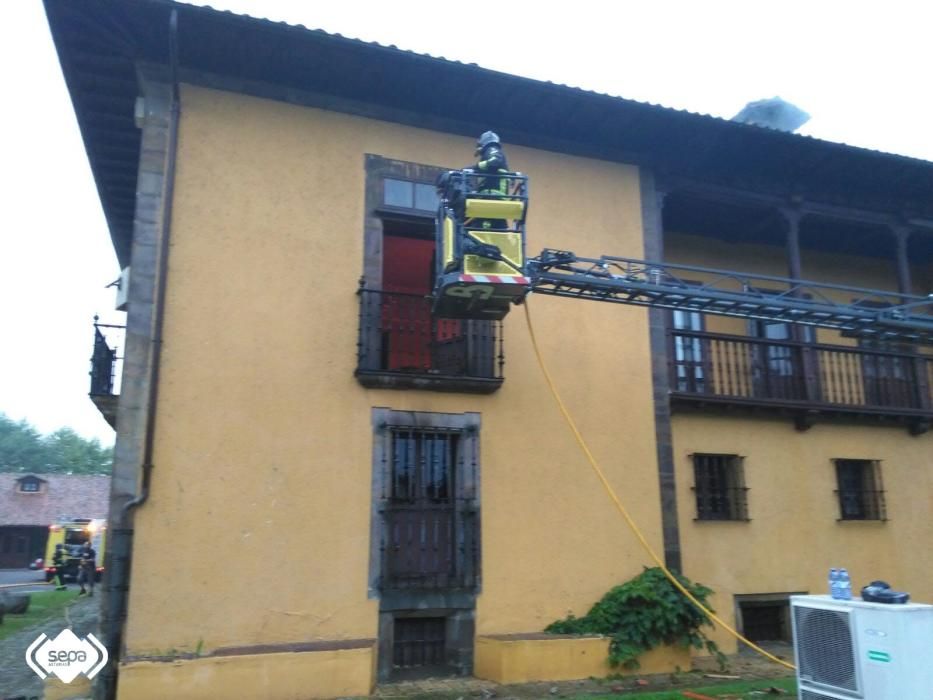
[791,594,933,699]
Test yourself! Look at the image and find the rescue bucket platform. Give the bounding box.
[432,170,531,320]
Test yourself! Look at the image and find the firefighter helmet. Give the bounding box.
[475,130,500,154]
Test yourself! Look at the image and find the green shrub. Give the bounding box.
[545,566,726,670]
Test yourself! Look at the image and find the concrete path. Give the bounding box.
[0,568,56,595]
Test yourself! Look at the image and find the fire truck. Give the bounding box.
[44,518,106,583]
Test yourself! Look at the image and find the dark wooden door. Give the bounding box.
[750,320,807,400]
[384,506,456,589]
[859,341,916,408]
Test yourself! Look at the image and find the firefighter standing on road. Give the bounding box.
[51,544,67,590]
[77,541,96,596]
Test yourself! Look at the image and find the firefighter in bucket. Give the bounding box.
[432,132,530,320]
[470,131,510,229]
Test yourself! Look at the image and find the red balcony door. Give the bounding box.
[382,226,462,372]
[383,233,432,370]
[383,232,434,297]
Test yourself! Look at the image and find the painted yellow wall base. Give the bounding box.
[44,675,91,700]
[116,644,376,700]
[474,635,690,683]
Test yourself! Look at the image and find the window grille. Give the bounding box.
[740,601,789,642]
[392,617,446,670]
[692,454,748,521]
[834,459,886,521]
[371,413,480,594]
[389,429,457,504]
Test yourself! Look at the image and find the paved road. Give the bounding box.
[0,568,55,594]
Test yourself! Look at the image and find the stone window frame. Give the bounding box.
[734,592,805,644]
[362,155,448,291]
[357,156,504,394]
[368,407,481,599]
[368,407,481,681]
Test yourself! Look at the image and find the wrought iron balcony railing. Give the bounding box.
[669,329,933,429]
[356,288,504,393]
[89,317,124,428]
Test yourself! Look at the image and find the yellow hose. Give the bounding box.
[522,300,796,671]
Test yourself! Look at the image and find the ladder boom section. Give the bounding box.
[527,249,933,344]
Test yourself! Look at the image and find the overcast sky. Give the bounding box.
[2,0,931,445]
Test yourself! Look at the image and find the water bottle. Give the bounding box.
[838,568,853,601]
[829,568,839,598]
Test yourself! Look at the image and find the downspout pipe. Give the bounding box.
[126,0,180,518]
[99,10,180,699]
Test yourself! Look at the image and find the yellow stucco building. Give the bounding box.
[45,1,933,698]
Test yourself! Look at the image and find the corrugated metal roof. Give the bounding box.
[44,0,933,266]
[170,1,933,168]
[173,2,932,164]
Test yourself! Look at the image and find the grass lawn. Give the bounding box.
[0,588,80,641]
[583,677,797,699]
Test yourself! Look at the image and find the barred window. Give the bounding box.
[389,429,457,504]
[370,409,481,597]
[835,459,886,521]
[692,454,748,521]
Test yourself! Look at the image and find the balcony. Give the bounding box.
[669,330,933,432]
[356,289,504,393]
[89,318,124,428]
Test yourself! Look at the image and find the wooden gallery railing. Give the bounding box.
[669,330,933,416]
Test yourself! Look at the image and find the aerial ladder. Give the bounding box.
[432,168,932,672]
[431,170,933,344]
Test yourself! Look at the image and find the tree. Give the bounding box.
[0,414,112,474]
[0,415,45,473]
[44,428,113,474]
